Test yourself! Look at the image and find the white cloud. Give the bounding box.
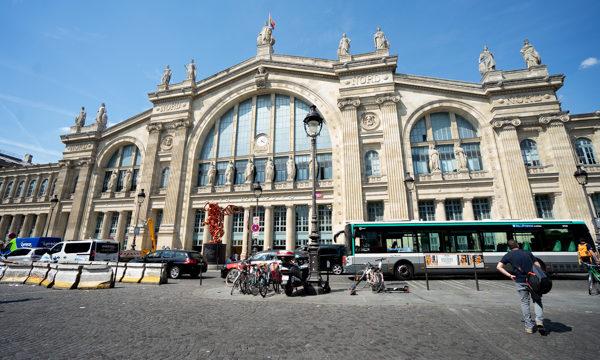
[0,93,74,117]
[580,57,598,69]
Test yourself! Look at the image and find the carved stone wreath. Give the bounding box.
[361,112,380,131]
[160,135,174,151]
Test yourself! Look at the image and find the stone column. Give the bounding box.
[48,160,73,237]
[263,205,273,250]
[541,114,594,229]
[202,210,210,246]
[8,214,23,235]
[285,205,295,251]
[0,180,7,199]
[115,211,128,245]
[98,212,112,240]
[493,120,537,218]
[136,123,162,249]
[0,215,12,239]
[158,119,192,249]
[434,199,446,221]
[64,159,94,241]
[377,94,409,219]
[463,198,474,220]
[337,99,365,221]
[19,214,34,238]
[241,207,251,259]
[32,213,47,237]
[223,213,233,258]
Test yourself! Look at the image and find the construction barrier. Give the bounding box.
[108,262,126,282]
[0,261,6,280]
[53,264,82,289]
[77,264,113,289]
[0,261,33,284]
[121,263,145,283]
[140,263,167,284]
[41,263,59,287]
[25,262,50,285]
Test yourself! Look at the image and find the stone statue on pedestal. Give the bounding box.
[186,59,196,82]
[244,159,255,184]
[74,106,86,131]
[338,33,351,57]
[520,39,542,68]
[122,169,132,192]
[454,143,468,171]
[286,156,295,181]
[207,162,216,186]
[429,145,440,173]
[265,157,274,183]
[107,170,118,193]
[478,46,496,75]
[96,103,107,131]
[257,23,275,47]
[161,65,172,87]
[225,161,234,185]
[373,27,389,51]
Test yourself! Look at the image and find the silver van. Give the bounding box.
[49,240,119,263]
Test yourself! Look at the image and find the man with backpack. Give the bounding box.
[496,239,546,335]
[577,238,598,265]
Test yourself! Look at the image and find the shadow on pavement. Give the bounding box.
[544,319,572,334]
[0,297,42,305]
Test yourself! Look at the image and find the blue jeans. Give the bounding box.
[515,282,543,328]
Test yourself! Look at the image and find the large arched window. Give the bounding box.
[575,138,597,165]
[3,180,13,199]
[38,179,49,196]
[410,112,482,175]
[102,144,143,192]
[15,180,25,197]
[197,94,332,187]
[25,179,37,197]
[365,150,381,177]
[520,139,541,167]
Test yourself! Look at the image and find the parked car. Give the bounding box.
[4,247,50,262]
[48,240,119,263]
[318,244,347,275]
[132,250,207,279]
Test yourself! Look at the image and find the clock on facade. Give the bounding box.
[255,133,269,148]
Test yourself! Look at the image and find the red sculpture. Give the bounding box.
[203,203,242,244]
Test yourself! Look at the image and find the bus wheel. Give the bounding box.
[394,262,414,281]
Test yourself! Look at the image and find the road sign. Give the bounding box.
[251,224,260,232]
[253,216,260,225]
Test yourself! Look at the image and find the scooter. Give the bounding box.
[284,263,307,296]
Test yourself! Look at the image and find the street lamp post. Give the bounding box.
[574,165,599,242]
[304,105,326,294]
[251,182,262,256]
[404,172,416,220]
[43,194,59,237]
[130,188,146,250]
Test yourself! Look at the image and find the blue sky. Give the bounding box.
[1,0,598,163]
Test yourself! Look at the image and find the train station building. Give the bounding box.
[1,24,599,257]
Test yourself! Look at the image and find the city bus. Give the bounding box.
[343,220,595,280]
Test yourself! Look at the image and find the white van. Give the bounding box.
[49,240,119,263]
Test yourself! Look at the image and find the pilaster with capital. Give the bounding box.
[493,119,537,218]
[241,207,251,259]
[223,213,233,257]
[98,211,112,240]
[0,216,11,240]
[285,205,296,251]
[114,211,128,245]
[19,214,34,238]
[337,98,364,221]
[434,199,446,221]
[64,159,94,240]
[32,214,46,237]
[263,205,273,250]
[47,161,72,237]
[463,198,475,221]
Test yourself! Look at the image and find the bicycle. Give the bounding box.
[583,262,600,295]
[230,261,250,295]
[349,257,385,294]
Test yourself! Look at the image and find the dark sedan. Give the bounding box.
[132,249,207,279]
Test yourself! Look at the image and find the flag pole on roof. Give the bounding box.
[268,13,276,29]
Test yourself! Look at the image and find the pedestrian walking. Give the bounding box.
[496,239,546,335]
[577,238,598,265]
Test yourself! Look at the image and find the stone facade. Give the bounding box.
[2,28,600,256]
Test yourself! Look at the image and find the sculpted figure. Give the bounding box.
[96,103,107,130]
[478,46,496,75]
[373,27,389,51]
[74,106,86,130]
[186,59,196,82]
[207,162,216,186]
[107,170,118,192]
[286,156,296,181]
[520,39,542,68]
[256,23,275,46]
[244,159,255,184]
[161,65,172,87]
[454,143,468,170]
[265,157,274,183]
[225,161,234,185]
[429,145,440,172]
[122,169,132,192]
[338,33,351,56]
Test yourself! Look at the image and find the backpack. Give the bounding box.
[578,243,591,258]
[526,266,552,298]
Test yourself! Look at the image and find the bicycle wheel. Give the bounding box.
[230,277,240,296]
[259,277,268,298]
[225,269,239,286]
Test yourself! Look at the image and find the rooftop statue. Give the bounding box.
[74,106,86,130]
[257,22,275,47]
[96,103,107,131]
[338,33,351,57]
[520,39,542,68]
[373,27,389,51]
[161,65,172,87]
[478,45,496,75]
[186,59,196,82]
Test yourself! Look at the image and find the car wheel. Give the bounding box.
[169,266,181,279]
[394,262,414,281]
[332,264,343,275]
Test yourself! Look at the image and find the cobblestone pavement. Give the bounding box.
[1,272,598,360]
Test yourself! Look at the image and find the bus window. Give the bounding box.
[512,232,540,251]
[384,233,415,253]
[357,232,385,253]
[417,232,441,252]
[446,232,481,252]
[481,232,508,252]
[544,227,575,252]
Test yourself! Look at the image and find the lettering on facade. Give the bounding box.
[65,143,94,152]
[343,73,390,87]
[154,101,189,114]
[495,93,552,106]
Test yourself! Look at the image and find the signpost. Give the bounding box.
[252,216,260,239]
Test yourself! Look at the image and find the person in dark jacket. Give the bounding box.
[496,239,545,335]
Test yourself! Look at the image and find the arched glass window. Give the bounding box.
[575,138,597,165]
[160,167,170,189]
[38,179,49,196]
[15,180,24,197]
[520,139,541,167]
[365,150,381,176]
[197,94,332,187]
[102,144,143,192]
[3,181,14,199]
[410,112,481,175]
[25,179,37,197]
